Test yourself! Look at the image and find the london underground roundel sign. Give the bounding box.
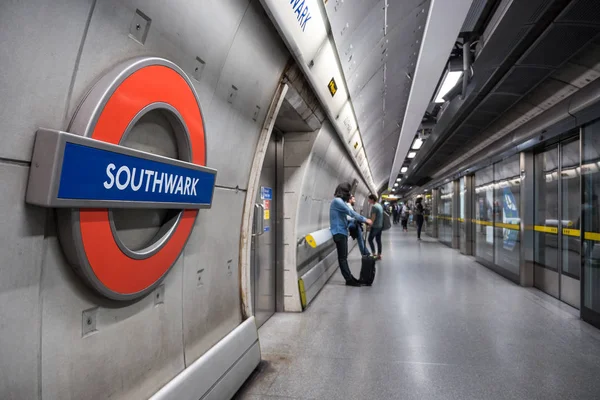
[26,57,216,301]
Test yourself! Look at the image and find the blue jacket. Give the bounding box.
[330,197,367,236]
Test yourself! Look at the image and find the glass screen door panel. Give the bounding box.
[534,147,560,298]
[560,139,581,308]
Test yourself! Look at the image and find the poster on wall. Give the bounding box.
[261,187,272,200]
[502,187,519,251]
[486,189,494,245]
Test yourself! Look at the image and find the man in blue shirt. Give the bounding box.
[330,183,372,286]
[368,194,384,260]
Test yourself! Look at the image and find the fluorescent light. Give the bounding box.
[435,71,463,103]
[401,167,408,173]
[407,152,417,159]
[412,138,424,150]
[396,178,401,182]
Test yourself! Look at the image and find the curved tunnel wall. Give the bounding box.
[0,0,289,399]
[283,122,371,311]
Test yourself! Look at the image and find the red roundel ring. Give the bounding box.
[59,58,206,301]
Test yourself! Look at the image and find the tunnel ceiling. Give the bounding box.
[402,0,600,193]
[323,0,431,188]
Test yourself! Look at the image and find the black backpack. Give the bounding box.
[415,203,424,216]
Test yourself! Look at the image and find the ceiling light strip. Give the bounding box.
[387,0,474,189]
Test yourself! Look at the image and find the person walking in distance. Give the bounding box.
[330,183,373,286]
[401,202,410,232]
[415,197,425,240]
[392,203,400,225]
[368,194,384,260]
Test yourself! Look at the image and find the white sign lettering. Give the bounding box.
[103,163,199,196]
[290,0,312,32]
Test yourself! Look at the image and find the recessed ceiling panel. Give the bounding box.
[323,0,432,189]
[326,0,382,47]
[347,46,386,96]
[334,1,385,52]
[339,18,386,77]
[351,64,385,101]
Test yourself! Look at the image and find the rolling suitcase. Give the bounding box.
[360,255,376,286]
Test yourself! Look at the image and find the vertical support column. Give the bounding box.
[520,151,535,287]
[461,36,471,100]
[432,188,439,238]
[275,132,285,312]
[465,175,474,256]
[453,180,460,249]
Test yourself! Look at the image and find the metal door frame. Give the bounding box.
[580,126,600,326]
[274,131,285,312]
[239,83,288,320]
[251,132,283,327]
[533,133,581,308]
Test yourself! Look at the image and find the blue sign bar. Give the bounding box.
[25,129,217,209]
[58,142,215,205]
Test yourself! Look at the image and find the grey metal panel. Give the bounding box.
[561,274,581,309]
[40,235,185,400]
[1,0,293,399]
[182,187,244,364]
[327,0,381,50]
[67,0,248,121]
[202,0,288,188]
[301,247,342,306]
[70,0,287,189]
[0,163,46,400]
[203,342,261,400]
[0,0,94,162]
[337,3,385,71]
[534,265,560,299]
[150,317,259,400]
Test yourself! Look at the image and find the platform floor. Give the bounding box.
[235,227,600,400]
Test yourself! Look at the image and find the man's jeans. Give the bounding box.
[368,227,383,255]
[356,226,369,256]
[333,234,354,282]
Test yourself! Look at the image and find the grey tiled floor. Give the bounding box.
[235,227,600,400]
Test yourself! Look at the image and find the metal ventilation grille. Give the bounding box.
[463,110,497,129]
[495,66,552,95]
[527,0,552,24]
[557,0,600,26]
[520,24,600,68]
[477,92,520,114]
[479,26,531,68]
[461,0,490,32]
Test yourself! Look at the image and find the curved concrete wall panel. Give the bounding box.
[0,0,287,399]
[283,122,370,311]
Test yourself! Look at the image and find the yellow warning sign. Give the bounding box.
[328,77,338,97]
[264,210,270,220]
